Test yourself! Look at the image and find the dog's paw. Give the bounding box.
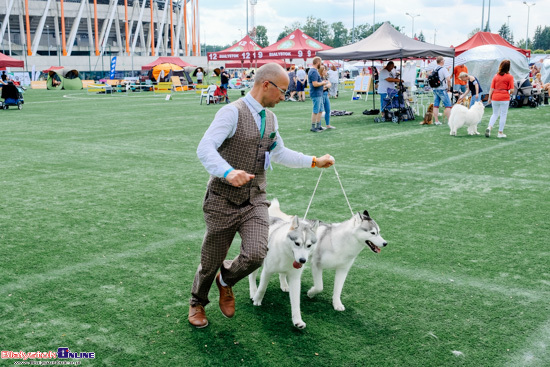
[252,299,262,306]
[293,320,306,329]
[333,302,346,311]
[307,287,320,298]
[280,285,289,292]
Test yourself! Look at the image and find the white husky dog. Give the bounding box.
[270,199,387,311]
[448,101,485,136]
[248,215,318,329]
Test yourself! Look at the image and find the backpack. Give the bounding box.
[428,66,442,88]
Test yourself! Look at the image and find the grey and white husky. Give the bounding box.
[269,198,387,311]
[248,215,319,329]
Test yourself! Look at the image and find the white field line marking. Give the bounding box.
[421,129,550,169]
[505,318,550,367]
[0,230,204,295]
[2,125,192,140]
[360,128,429,141]
[60,93,207,105]
[356,261,549,302]
[335,165,550,187]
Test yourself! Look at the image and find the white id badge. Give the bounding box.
[264,151,273,170]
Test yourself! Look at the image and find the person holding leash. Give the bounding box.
[432,56,452,125]
[457,72,483,107]
[190,63,335,328]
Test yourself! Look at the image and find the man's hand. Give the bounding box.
[315,154,335,168]
[226,170,255,187]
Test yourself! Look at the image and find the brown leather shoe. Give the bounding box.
[188,305,208,328]
[216,273,235,318]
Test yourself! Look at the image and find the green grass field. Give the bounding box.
[1,87,549,366]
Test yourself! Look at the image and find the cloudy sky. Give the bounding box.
[200,0,548,49]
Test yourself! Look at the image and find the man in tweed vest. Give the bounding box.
[190,63,335,328]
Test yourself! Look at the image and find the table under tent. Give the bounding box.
[318,22,455,123]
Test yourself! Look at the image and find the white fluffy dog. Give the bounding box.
[448,101,485,136]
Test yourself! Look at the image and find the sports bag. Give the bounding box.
[428,66,442,88]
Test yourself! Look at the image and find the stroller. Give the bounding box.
[1,81,25,110]
[509,78,538,108]
[374,84,415,123]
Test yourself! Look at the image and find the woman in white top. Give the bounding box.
[196,69,204,85]
[327,65,339,98]
[296,66,307,102]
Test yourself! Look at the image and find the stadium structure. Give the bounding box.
[1,0,202,74]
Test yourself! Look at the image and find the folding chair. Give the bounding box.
[200,85,218,105]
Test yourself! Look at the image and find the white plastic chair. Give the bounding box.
[200,85,218,105]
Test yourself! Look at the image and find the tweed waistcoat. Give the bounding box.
[208,99,276,205]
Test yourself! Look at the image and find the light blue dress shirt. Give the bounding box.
[197,93,313,178]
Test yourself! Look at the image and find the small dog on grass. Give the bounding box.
[457,96,471,107]
[421,104,434,125]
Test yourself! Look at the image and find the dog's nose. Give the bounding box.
[299,258,306,264]
[382,242,388,247]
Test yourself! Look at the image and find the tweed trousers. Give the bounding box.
[190,189,269,307]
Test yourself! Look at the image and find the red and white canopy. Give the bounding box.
[207,35,263,62]
[259,29,332,60]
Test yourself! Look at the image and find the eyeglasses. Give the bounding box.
[268,81,286,96]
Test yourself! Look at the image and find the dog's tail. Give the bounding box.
[268,198,294,222]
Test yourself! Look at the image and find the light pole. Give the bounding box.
[405,13,420,39]
[47,25,50,56]
[523,2,535,50]
[507,15,511,28]
[373,0,376,33]
[352,0,355,43]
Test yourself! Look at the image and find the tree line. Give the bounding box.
[203,17,550,55]
[480,23,550,53]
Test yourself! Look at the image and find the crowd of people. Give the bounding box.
[209,54,549,139]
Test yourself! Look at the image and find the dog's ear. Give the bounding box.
[311,220,320,232]
[362,210,371,220]
[290,215,299,230]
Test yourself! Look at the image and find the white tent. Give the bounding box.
[540,58,550,84]
[453,45,529,93]
[423,46,530,93]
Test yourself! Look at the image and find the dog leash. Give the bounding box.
[333,165,355,217]
[303,168,324,221]
[303,165,354,220]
